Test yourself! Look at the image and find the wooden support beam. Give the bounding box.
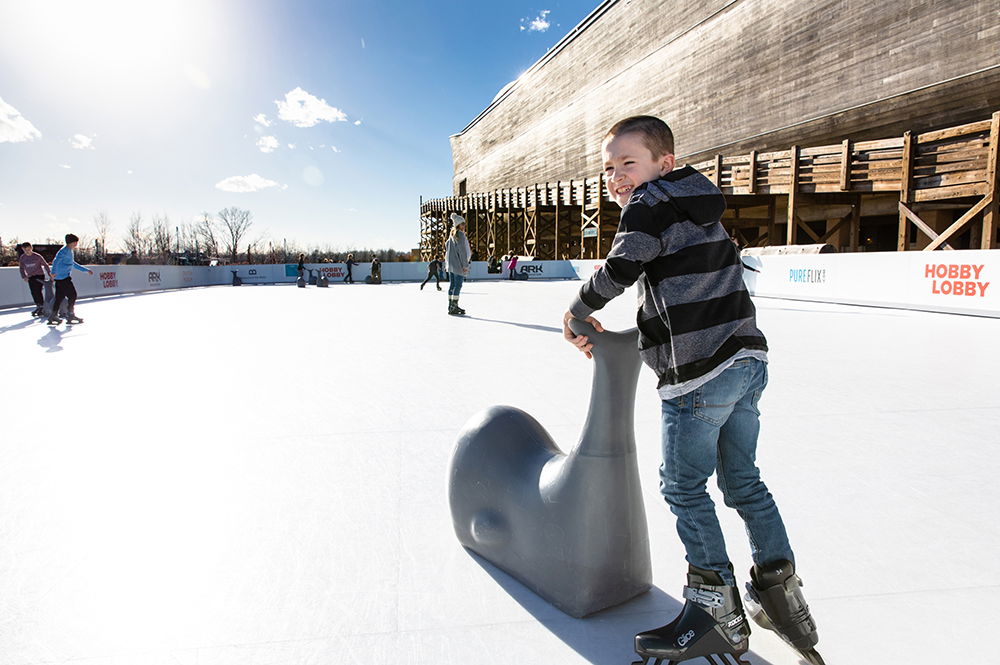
[839,139,851,191]
[796,217,822,244]
[819,213,851,244]
[982,111,1000,250]
[899,202,953,250]
[925,196,991,251]
[748,150,757,194]
[897,131,915,251]
[786,145,800,245]
[766,198,776,250]
[713,154,722,186]
[850,195,861,252]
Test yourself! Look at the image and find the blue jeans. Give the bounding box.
[448,272,465,297]
[660,357,793,586]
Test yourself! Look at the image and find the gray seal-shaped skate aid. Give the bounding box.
[448,320,651,617]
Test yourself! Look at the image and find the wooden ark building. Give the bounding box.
[419,0,1000,261]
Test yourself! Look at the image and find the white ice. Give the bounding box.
[1,280,998,665]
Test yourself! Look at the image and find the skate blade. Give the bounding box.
[630,653,751,665]
[798,648,825,665]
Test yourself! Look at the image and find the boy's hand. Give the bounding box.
[562,311,604,359]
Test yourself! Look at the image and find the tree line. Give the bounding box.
[2,207,414,266]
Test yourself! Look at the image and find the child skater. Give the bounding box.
[48,233,93,325]
[562,116,824,665]
[18,242,52,318]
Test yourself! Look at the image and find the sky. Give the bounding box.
[0,0,599,253]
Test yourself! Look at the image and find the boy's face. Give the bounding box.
[68,241,79,249]
[602,132,675,208]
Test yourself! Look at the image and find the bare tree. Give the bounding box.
[194,212,219,257]
[218,206,252,264]
[93,211,112,260]
[124,212,150,259]
[151,214,173,262]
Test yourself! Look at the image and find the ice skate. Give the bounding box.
[65,313,84,324]
[744,560,825,665]
[30,306,43,317]
[46,315,62,326]
[633,566,750,665]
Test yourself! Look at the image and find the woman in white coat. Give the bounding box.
[444,213,471,316]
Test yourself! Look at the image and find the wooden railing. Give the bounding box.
[421,115,996,212]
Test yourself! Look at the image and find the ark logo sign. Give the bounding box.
[243,268,267,281]
[788,268,826,284]
[520,264,544,275]
[182,270,194,284]
[99,271,118,289]
[925,263,989,297]
[147,271,161,285]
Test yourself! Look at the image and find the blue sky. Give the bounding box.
[0,0,598,253]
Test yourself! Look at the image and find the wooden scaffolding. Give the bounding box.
[420,112,1000,261]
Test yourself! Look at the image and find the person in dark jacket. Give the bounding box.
[420,256,444,291]
[343,253,358,283]
[18,242,52,317]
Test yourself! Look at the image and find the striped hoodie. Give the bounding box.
[569,165,767,398]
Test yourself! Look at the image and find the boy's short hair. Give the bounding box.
[20,241,32,248]
[605,116,675,157]
[65,233,79,243]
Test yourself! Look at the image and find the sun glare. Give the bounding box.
[3,0,220,92]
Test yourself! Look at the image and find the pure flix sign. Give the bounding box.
[925,263,989,297]
[788,268,826,284]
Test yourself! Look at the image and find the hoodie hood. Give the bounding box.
[630,165,726,226]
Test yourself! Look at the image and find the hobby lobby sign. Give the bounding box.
[924,263,989,297]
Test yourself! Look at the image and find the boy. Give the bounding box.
[562,117,823,665]
[48,233,93,325]
[420,255,444,291]
[18,242,52,317]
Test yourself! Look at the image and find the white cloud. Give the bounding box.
[215,174,286,193]
[287,143,296,149]
[275,87,347,127]
[0,97,42,143]
[58,163,72,169]
[127,169,133,174]
[256,135,279,153]
[70,134,95,150]
[330,145,340,153]
[361,38,366,49]
[521,10,551,32]
[353,120,362,126]
[253,113,271,127]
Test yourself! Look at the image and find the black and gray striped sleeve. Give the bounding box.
[569,202,671,319]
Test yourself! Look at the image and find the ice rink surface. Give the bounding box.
[2,279,998,665]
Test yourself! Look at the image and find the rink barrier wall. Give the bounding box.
[4,252,996,318]
[0,260,583,309]
[742,249,1000,318]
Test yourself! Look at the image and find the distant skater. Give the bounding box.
[420,255,444,291]
[297,253,306,279]
[18,242,51,317]
[507,253,519,280]
[445,213,471,316]
[48,233,93,325]
[370,256,382,284]
[344,253,358,283]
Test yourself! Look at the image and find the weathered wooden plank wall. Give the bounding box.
[449,0,1000,195]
